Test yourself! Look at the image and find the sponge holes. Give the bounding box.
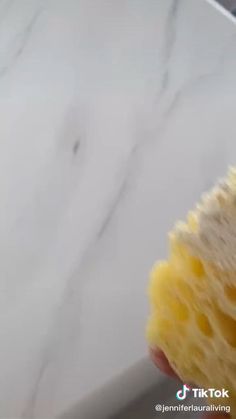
[174,279,195,302]
[224,284,236,304]
[188,257,205,278]
[195,312,214,338]
[168,298,189,322]
[213,305,236,348]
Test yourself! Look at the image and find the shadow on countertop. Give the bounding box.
[112,379,200,419]
[215,0,236,15]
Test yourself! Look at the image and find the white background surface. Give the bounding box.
[1,0,236,417]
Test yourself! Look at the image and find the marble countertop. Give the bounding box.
[1,0,236,418]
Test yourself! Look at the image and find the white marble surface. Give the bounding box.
[1,0,236,417]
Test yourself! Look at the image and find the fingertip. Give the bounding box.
[149,347,180,380]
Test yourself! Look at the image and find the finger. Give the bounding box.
[149,347,180,380]
[150,350,230,419]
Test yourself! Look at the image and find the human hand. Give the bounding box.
[150,347,229,419]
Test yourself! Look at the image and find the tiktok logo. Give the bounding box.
[176,384,191,400]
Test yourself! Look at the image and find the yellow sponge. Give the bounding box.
[147,168,236,417]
